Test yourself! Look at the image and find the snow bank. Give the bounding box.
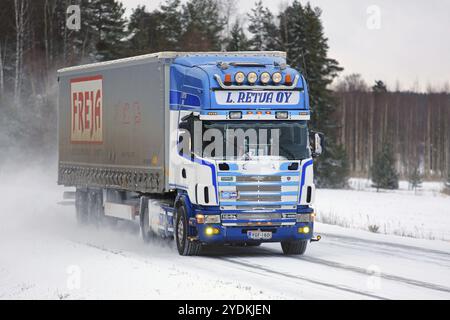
[316,186,450,240]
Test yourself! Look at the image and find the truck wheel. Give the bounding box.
[75,189,89,225]
[87,190,104,227]
[175,205,201,256]
[140,207,156,242]
[281,240,308,255]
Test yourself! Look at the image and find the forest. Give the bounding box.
[0,0,449,186]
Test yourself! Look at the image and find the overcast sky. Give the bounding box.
[121,0,450,91]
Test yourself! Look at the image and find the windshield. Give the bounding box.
[201,120,310,161]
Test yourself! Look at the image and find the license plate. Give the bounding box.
[247,230,272,240]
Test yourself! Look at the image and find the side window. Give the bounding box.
[178,113,194,158]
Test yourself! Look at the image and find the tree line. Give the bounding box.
[1,0,447,186]
[335,74,450,182]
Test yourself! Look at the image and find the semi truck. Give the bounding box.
[57,51,323,256]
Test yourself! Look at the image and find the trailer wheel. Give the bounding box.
[87,190,104,227]
[75,189,89,225]
[281,240,308,255]
[140,206,156,243]
[175,205,201,256]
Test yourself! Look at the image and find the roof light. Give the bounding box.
[229,111,242,119]
[272,72,282,84]
[276,111,289,119]
[247,72,258,84]
[285,74,292,85]
[235,71,245,84]
[260,72,270,84]
[224,74,232,85]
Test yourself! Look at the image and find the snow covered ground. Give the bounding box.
[316,178,450,241]
[0,167,449,299]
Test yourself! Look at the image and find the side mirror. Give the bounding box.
[310,131,324,158]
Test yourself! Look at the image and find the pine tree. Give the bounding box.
[445,170,450,190]
[72,0,128,62]
[371,143,399,191]
[280,1,345,188]
[127,5,164,54]
[180,0,224,51]
[372,80,387,92]
[316,144,349,188]
[159,0,183,50]
[247,1,281,51]
[226,20,249,51]
[408,166,422,191]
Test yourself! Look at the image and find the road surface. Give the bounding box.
[0,171,449,299]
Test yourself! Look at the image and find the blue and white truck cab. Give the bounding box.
[166,52,323,255]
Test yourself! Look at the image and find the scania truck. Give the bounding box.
[57,51,323,256]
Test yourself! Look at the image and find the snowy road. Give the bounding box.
[1,169,449,299]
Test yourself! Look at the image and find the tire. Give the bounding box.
[175,205,202,256]
[281,240,308,255]
[87,190,104,227]
[75,189,89,225]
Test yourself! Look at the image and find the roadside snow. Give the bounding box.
[316,181,450,240]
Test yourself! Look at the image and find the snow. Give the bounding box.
[316,179,450,241]
[0,168,449,299]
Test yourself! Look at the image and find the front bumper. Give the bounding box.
[196,222,314,244]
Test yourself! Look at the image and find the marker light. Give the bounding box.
[260,72,271,84]
[247,72,258,84]
[285,74,292,85]
[235,71,245,84]
[224,74,232,85]
[272,72,282,84]
[275,111,289,119]
[229,111,242,119]
[196,214,205,224]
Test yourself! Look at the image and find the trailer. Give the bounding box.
[57,51,323,256]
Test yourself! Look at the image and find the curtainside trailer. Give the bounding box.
[57,51,323,256]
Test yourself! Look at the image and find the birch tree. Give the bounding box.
[14,0,28,105]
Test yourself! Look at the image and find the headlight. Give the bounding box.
[205,215,221,224]
[272,72,282,84]
[296,213,313,222]
[247,72,258,84]
[260,72,271,84]
[235,71,245,84]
